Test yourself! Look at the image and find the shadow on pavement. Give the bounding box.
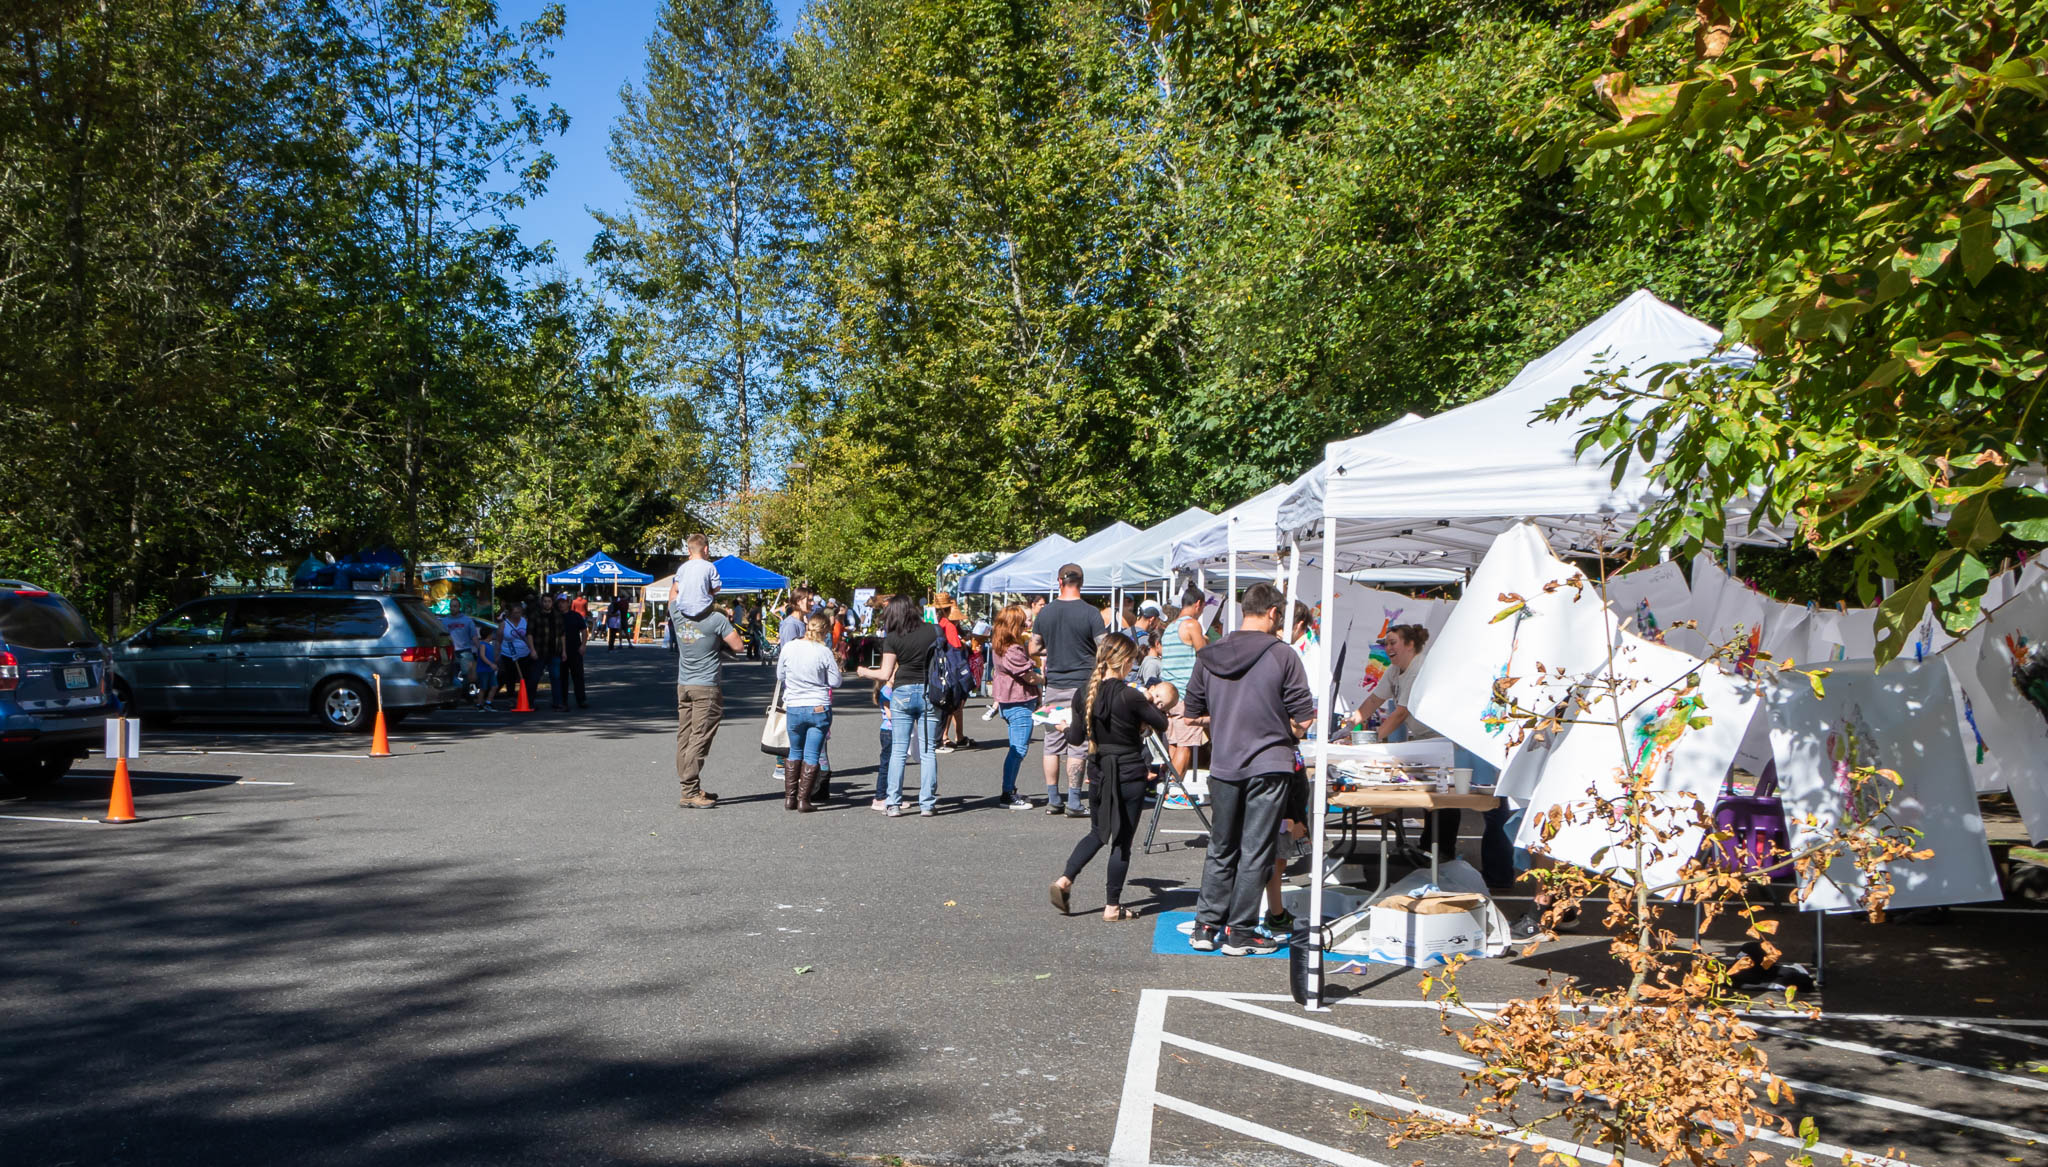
[0,813,903,1166]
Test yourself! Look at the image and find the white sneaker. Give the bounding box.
[870,799,886,811]
[981,703,998,721]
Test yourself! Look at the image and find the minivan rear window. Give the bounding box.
[321,598,389,639]
[0,592,99,650]
[395,596,449,642]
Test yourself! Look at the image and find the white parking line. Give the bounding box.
[1108,989,1168,1167]
[1117,990,2018,1167]
[1151,1094,1389,1167]
[64,774,294,787]
[0,814,102,825]
[1747,1021,2048,1092]
[154,750,372,760]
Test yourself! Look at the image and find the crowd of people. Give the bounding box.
[658,543,1408,958]
[438,590,638,714]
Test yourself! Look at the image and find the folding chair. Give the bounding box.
[1141,729,1212,854]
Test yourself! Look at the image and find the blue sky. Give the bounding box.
[498,0,807,280]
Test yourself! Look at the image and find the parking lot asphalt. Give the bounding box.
[3,647,2043,1167]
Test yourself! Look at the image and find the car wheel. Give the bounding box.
[317,678,373,733]
[1,751,75,794]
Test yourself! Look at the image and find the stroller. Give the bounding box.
[1140,728,1213,854]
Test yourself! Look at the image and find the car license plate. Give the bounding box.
[62,666,88,690]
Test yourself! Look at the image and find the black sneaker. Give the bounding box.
[1222,928,1284,956]
[1261,909,1296,933]
[1064,806,1088,818]
[1187,924,1220,952]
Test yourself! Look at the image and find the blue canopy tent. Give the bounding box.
[547,552,654,588]
[710,555,788,593]
[956,533,1077,595]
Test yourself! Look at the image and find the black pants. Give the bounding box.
[1063,756,1150,906]
[509,656,540,699]
[1197,771,1288,934]
[559,652,587,706]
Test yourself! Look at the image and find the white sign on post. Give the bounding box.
[103,717,141,760]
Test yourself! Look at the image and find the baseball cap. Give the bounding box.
[1138,601,1163,617]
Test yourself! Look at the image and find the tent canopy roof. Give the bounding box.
[1275,290,1784,567]
[1169,483,1294,572]
[1069,507,1215,589]
[956,533,1077,594]
[547,552,653,586]
[711,555,788,592]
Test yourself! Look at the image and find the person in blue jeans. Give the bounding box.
[776,611,842,812]
[873,682,926,807]
[987,603,1040,808]
[857,594,943,818]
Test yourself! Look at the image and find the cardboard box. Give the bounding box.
[1359,892,1488,967]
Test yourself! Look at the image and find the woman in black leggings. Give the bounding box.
[1049,634,1170,921]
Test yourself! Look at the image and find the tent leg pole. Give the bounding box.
[1306,519,1337,1012]
[1227,520,1239,629]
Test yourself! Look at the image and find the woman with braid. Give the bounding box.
[1048,634,1173,921]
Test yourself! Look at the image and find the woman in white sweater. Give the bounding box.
[776,611,843,812]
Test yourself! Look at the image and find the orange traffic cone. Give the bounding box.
[369,674,393,757]
[513,677,533,713]
[104,754,138,824]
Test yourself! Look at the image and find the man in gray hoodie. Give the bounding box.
[1182,581,1315,955]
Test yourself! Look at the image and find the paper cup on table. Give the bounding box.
[1452,768,1472,795]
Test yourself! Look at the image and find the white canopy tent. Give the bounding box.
[1072,506,1215,591]
[955,533,1076,595]
[1287,290,1793,1010]
[1277,291,1783,564]
[961,524,1137,596]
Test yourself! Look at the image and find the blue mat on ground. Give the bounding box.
[1150,910,1289,959]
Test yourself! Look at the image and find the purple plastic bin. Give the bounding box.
[1714,794,1793,879]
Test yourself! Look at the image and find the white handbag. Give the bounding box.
[760,678,790,756]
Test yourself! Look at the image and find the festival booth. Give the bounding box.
[958,527,1143,598]
[1269,291,2013,1007]
[956,534,1077,595]
[1067,508,1216,623]
[547,552,654,592]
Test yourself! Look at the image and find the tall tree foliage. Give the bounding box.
[0,0,336,629]
[771,0,1187,588]
[327,0,568,585]
[1533,0,2048,661]
[597,0,799,554]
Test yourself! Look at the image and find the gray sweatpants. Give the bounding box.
[1195,772,1289,935]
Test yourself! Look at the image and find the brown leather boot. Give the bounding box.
[797,762,817,813]
[808,764,829,807]
[782,756,802,810]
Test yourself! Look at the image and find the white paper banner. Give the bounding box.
[1958,572,2048,839]
[1407,524,1614,771]
[1766,658,2000,913]
[1603,562,1699,653]
[1510,634,1759,893]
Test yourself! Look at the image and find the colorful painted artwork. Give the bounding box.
[1358,605,1405,693]
[1634,597,1663,644]
[2005,632,2048,726]
[1627,690,1704,784]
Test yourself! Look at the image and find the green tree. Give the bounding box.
[1533,0,2048,660]
[775,0,1187,586]
[596,0,799,555]
[325,0,568,586]
[0,0,350,629]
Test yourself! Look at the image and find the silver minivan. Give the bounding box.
[111,593,459,731]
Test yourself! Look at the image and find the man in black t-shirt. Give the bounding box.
[553,594,589,709]
[1030,562,1101,816]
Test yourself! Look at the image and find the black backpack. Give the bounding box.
[928,640,972,711]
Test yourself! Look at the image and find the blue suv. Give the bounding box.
[0,581,113,792]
